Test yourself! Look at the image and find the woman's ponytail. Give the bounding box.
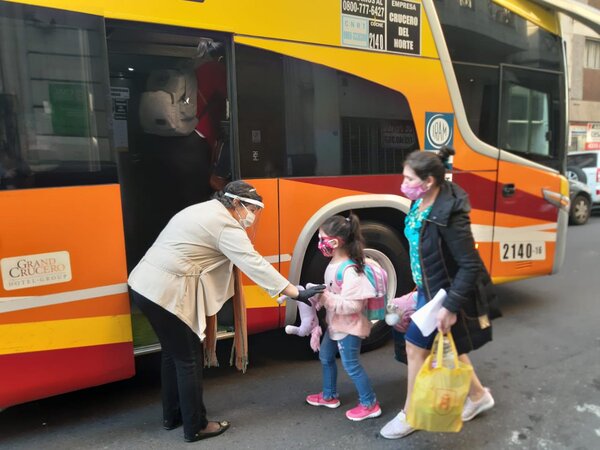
[438,145,455,171]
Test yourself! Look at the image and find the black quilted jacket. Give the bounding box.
[418,180,494,353]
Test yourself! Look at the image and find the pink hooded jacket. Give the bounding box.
[321,261,376,339]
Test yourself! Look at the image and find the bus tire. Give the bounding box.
[360,221,412,353]
[301,220,413,353]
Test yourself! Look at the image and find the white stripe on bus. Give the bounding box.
[263,254,292,264]
[472,223,557,243]
[0,283,129,313]
[0,253,291,313]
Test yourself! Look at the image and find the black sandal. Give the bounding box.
[184,421,230,442]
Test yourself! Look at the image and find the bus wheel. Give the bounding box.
[360,221,413,353]
[300,220,412,353]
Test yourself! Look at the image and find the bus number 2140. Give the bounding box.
[500,241,546,261]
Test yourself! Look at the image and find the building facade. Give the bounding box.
[562,0,600,151]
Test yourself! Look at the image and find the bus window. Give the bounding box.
[235,45,417,179]
[498,66,563,164]
[453,63,499,148]
[337,73,417,176]
[501,85,548,155]
[0,4,116,190]
[235,45,286,179]
[434,0,563,71]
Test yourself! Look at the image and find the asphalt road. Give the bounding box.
[1,213,599,450]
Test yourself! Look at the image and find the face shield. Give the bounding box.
[242,204,263,241]
[224,192,264,240]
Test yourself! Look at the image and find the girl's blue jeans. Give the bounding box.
[319,331,376,407]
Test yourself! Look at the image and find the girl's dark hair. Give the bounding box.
[213,180,263,208]
[404,146,455,186]
[320,213,366,273]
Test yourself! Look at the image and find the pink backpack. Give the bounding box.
[335,258,388,320]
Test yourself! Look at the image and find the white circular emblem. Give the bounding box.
[426,114,452,148]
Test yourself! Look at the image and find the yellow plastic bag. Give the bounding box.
[406,332,473,432]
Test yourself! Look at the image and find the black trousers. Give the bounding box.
[132,291,208,437]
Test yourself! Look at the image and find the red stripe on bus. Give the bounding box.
[279,303,287,327]
[451,172,496,211]
[289,174,403,194]
[0,342,134,409]
[292,172,557,222]
[247,306,280,335]
[453,173,557,221]
[495,188,557,222]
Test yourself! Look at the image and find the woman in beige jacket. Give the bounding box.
[128,180,323,442]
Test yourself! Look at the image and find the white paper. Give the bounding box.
[410,289,447,336]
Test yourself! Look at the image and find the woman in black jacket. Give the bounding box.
[380,147,496,439]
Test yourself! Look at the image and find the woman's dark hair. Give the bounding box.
[404,146,455,186]
[320,213,366,273]
[213,180,263,208]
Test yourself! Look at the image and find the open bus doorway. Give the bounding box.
[105,24,233,348]
[106,23,230,272]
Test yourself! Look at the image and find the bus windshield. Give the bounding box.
[434,0,566,172]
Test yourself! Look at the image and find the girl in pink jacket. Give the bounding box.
[306,214,381,421]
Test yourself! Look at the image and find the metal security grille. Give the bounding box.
[342,118,377,175]
[342,117,417,175]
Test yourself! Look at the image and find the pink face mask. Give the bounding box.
[318,237,337,257]
[401,181,428,201]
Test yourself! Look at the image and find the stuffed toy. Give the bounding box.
[385,290,417,333]
[277,284,323,352]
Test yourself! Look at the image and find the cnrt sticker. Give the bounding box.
[1,251,72,291]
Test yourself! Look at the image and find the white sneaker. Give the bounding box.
[379,410,416,439]
[462,388,495,422]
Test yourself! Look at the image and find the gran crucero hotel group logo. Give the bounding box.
[1,251,72,291]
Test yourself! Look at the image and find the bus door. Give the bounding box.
[0,3,134,408]
[493,64,565,281]
[232,42,287,330]
[105,22,235,342]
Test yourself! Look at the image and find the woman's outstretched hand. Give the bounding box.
[295,284,326,305]
[436,307,457,334]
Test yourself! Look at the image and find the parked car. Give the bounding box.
[569,179,592,225]
[567,150,600,210]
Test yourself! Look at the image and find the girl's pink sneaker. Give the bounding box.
[346,402,382,421]
[305,392,341,409]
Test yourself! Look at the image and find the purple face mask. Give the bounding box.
[401,181,428,201]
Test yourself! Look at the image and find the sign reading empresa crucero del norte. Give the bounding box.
[341,0,421,55]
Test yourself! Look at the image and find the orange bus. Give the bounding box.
[1,0,597,409]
